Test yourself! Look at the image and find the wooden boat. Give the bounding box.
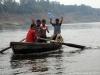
[0,35,86,54]
[10,35,64,54]
[10,42,62,54]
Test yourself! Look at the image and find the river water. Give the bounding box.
[0,22,100,75]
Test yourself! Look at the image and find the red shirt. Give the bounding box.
[26,29,37,42]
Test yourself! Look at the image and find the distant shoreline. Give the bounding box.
[0,13,100,26]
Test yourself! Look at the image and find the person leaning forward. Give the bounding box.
[26,24,38,42]
[50,17,63,40]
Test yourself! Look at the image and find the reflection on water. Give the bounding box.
[10,51,63,74]
[10,49,85,74]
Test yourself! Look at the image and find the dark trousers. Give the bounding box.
[39,36,47,43]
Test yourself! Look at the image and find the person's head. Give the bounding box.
[36,20,41,26]
[55,18,59,24]
[42,19,46,25]
[30,24,36,30]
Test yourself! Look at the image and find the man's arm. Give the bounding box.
[60,17,63,25]
[46,26,49,33]
[33,31,38,41]
[32,19,35,24]
[50,18,53,25]
[38,26,41,33]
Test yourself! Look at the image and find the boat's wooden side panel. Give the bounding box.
[10,42,62,54]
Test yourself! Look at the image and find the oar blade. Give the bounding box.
[61,43,85,49]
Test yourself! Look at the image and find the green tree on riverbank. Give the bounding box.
[0,0,100,15]
[0,0,100,24]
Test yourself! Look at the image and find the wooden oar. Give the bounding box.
[39,38,86,49]
[60,43,85,49]
[0,38,25,53]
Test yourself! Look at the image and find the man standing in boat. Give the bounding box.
[39,19,49,43]
[26,24,38,42]
[50,17,63,40]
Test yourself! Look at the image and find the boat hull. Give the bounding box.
[10,42,62,54]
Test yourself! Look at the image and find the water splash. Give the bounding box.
[85,46,100,50]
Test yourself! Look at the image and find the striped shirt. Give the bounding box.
[50,19,62,34]
[52,22,62,34]
[35,25,40,37]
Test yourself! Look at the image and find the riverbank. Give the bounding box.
[0,13,100,25]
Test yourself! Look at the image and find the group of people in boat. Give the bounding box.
[26,17,63,43]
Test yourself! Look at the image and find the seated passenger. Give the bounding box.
[26,24,38,42]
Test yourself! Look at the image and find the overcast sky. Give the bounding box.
[16,0,100,8]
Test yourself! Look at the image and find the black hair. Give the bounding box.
[36,20,41,23]
[56,18,59,21]
[42,19,46,23]
[30,23,36,28]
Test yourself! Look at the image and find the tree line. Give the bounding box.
[0,0,100,16]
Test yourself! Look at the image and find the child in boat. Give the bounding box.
[39,19,49,43]
[26,24,38,42]
[50,17,63,40]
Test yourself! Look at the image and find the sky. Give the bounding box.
[16,0,100,8]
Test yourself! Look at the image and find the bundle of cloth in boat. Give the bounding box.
[50,34,63,43]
